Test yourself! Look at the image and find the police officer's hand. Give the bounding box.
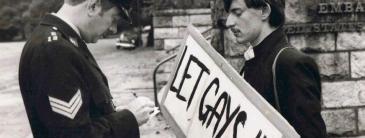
[124,97,154,126]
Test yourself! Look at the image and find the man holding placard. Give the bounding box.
[224,0,327,137]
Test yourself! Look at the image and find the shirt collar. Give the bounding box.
[244,45,255,61]
[51,13,81,37]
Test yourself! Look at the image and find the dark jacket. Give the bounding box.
[19,14,139,138]
[240,28,327,138]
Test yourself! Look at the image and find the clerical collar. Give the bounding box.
[244,45,255,61]
[51,13,81,37]
[244,27,285,61]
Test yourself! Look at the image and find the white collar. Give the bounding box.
[51,13,81,37]
[244,45,255,61]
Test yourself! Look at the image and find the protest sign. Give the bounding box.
[160,25,299,138]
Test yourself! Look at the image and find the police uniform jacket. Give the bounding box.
[240,28,327,138]
[19,14,139,138]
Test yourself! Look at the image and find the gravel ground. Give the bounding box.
[0,39,176,138]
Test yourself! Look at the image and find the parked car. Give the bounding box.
[116,33,136,49]
[116,25,152,49]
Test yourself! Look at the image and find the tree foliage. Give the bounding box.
[0,0,62,41]
[0,0,210,41]
[0,0,31,41]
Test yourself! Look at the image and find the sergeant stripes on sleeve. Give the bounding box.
[48,90,82,119]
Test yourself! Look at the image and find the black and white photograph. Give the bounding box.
[0,0,365,137]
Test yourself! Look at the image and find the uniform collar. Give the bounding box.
[40,14,82,41]
[51,13,81,37]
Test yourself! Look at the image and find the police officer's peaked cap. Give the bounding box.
[110,0,131,9]
[108,0,133,23]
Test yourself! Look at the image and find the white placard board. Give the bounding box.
[160,25,299,138]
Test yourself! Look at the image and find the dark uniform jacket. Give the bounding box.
[240,28,327,138]
[19,14,139,138]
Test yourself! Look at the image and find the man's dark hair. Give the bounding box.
[224,0,285,27]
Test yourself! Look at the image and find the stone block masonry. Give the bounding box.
[322,109,357,135]
[288,32,365,137]
[153,9,212,50]
[282,1,365,136]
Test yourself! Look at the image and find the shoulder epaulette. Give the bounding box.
[47,26,59,43]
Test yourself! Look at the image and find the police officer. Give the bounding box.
[18,0,154,137]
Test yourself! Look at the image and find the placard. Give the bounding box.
[160,25,299,138]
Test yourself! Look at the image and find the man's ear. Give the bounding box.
[261,3,271,20]
[87,0,102,17]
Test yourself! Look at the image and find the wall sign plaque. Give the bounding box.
[284,0,365,34]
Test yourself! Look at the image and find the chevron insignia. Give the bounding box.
[69,37,78,47]
[48,90,82,119]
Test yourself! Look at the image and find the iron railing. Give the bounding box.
[152,27,213,107]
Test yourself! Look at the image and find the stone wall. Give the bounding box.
[153,0,210,10]
[153,9,213,50]
[285,0,365,137]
